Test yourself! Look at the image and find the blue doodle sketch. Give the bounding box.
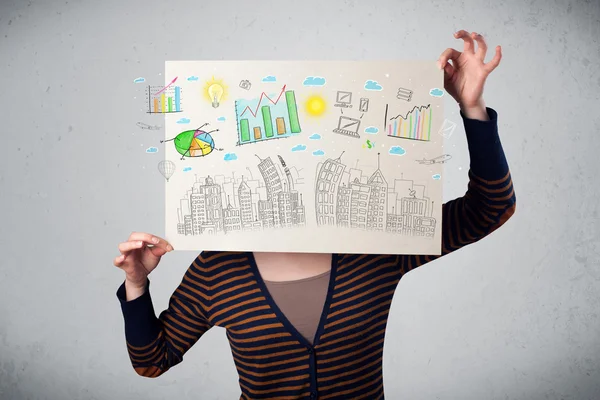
[146,147,158,153]
[183,167,192,172]
[303,76,326,86]
[224,153,238,161]
[312,149,325,156]
[176,118,190,124]
[389,146,406,156]
[291,144,307,152]
[432,174,441,180]
[217,116,226,122]
[309,133,322,140]
[365,80,383,91]
[262,75,277,82]
[364,126,379,134]
[187,76,199,82]
[429,88,444,97]
[133,77,145,83]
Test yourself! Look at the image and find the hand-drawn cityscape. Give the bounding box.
[175,155,306,236]
[315,153,437,238]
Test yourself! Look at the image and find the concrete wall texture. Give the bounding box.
[1,0,599,399]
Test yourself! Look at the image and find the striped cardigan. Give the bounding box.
[117,107,516,399]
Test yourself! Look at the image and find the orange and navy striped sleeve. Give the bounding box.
[400,107,516,274]
[115,256,213,377]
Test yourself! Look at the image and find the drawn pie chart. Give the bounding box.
[174,129,215,157]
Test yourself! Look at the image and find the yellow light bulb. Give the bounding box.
[207,83,224,108]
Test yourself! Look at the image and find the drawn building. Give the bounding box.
[314,153,436,238]
[176,155,305,236]
[316,152,347,226]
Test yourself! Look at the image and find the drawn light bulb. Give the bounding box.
[207,83,224,108]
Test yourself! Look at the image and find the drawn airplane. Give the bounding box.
[415,154,452,165]
[136,122,162,130]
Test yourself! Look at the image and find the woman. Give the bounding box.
[114,30,516,400]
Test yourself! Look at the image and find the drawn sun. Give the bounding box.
[305,94,327,117]
[203,76,228,108]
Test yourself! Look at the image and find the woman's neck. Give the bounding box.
[253,252,332,282]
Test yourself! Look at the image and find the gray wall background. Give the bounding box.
[1,0,599,399]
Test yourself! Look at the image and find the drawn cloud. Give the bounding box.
[364,126,379,134]
[432,174,441,180]
[309,133,321,140]
[291,144,307,152]
[303,76,326,86]
[217,116,226,122]
[183,167,192,172]
[388,146,406,156]
[312,149,325,156]
[176,118,190,124]
[146,147,158,153]
[262,75,277,82]
[187,76,199,82]
[224,153,238,161]
[133,77,145,83]
[364,80,383,91]
[429,88,444,97]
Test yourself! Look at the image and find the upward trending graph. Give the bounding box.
[236,85,302,145]
[387,104,432,141]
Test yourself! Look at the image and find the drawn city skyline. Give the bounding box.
[175,154,306,236]
[315,152,437,237]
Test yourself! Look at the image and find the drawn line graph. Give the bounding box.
[240,85,288,118]
[154,77,178,96]
[235,85,301,145]
[387,104,432,141]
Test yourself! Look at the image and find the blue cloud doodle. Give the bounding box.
[291,144,307,152]
[432,174,441,180]
[312,149,325,156]
[187,76,199,82]
[364,126,379,134]
[146,147,158,153]
[133,77,145,83]
[217,116,226,122]
[303,76,326,86]
[176,118,190,124]
[183,167,192,172]
[309,133,321,140]
[262,75,277,82]
[388,146,406,156]
[429,88,444,97]
[224,153,238,161]
[365,80,383,91]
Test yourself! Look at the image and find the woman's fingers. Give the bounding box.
[438,48,462,69]
[118,240,145,254]
[148,245,169,258]
[127,232,173,251]
[471,32,488,61]
[113,254,126,267]
[483,45,502,74]
[454,30,475,53]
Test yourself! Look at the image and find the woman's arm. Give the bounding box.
[116,254,213,377]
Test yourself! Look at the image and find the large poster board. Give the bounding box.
[161,61,445,254]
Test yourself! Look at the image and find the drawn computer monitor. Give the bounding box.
[333,116,361,138]
[334,91,353,108]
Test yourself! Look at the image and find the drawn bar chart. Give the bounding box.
[146,85,182,114]
[236,86,301,145]
[387,104,432,141]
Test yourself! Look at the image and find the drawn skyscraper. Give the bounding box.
[238,178,254,225]
[366,154,388,231]
[256,155,283,201]
[315,152,347,226]
[278,155,295,191]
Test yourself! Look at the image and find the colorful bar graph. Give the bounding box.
[276,117,286,134]
[240,119,250,142]
[153,98,159,113]
[160,93,166,113]
[174,86,181,112]
[261,106,274,138]
[254,126,262,140]
[285,91,301,133]
[387,105,432,141]
[168,97,173,113]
